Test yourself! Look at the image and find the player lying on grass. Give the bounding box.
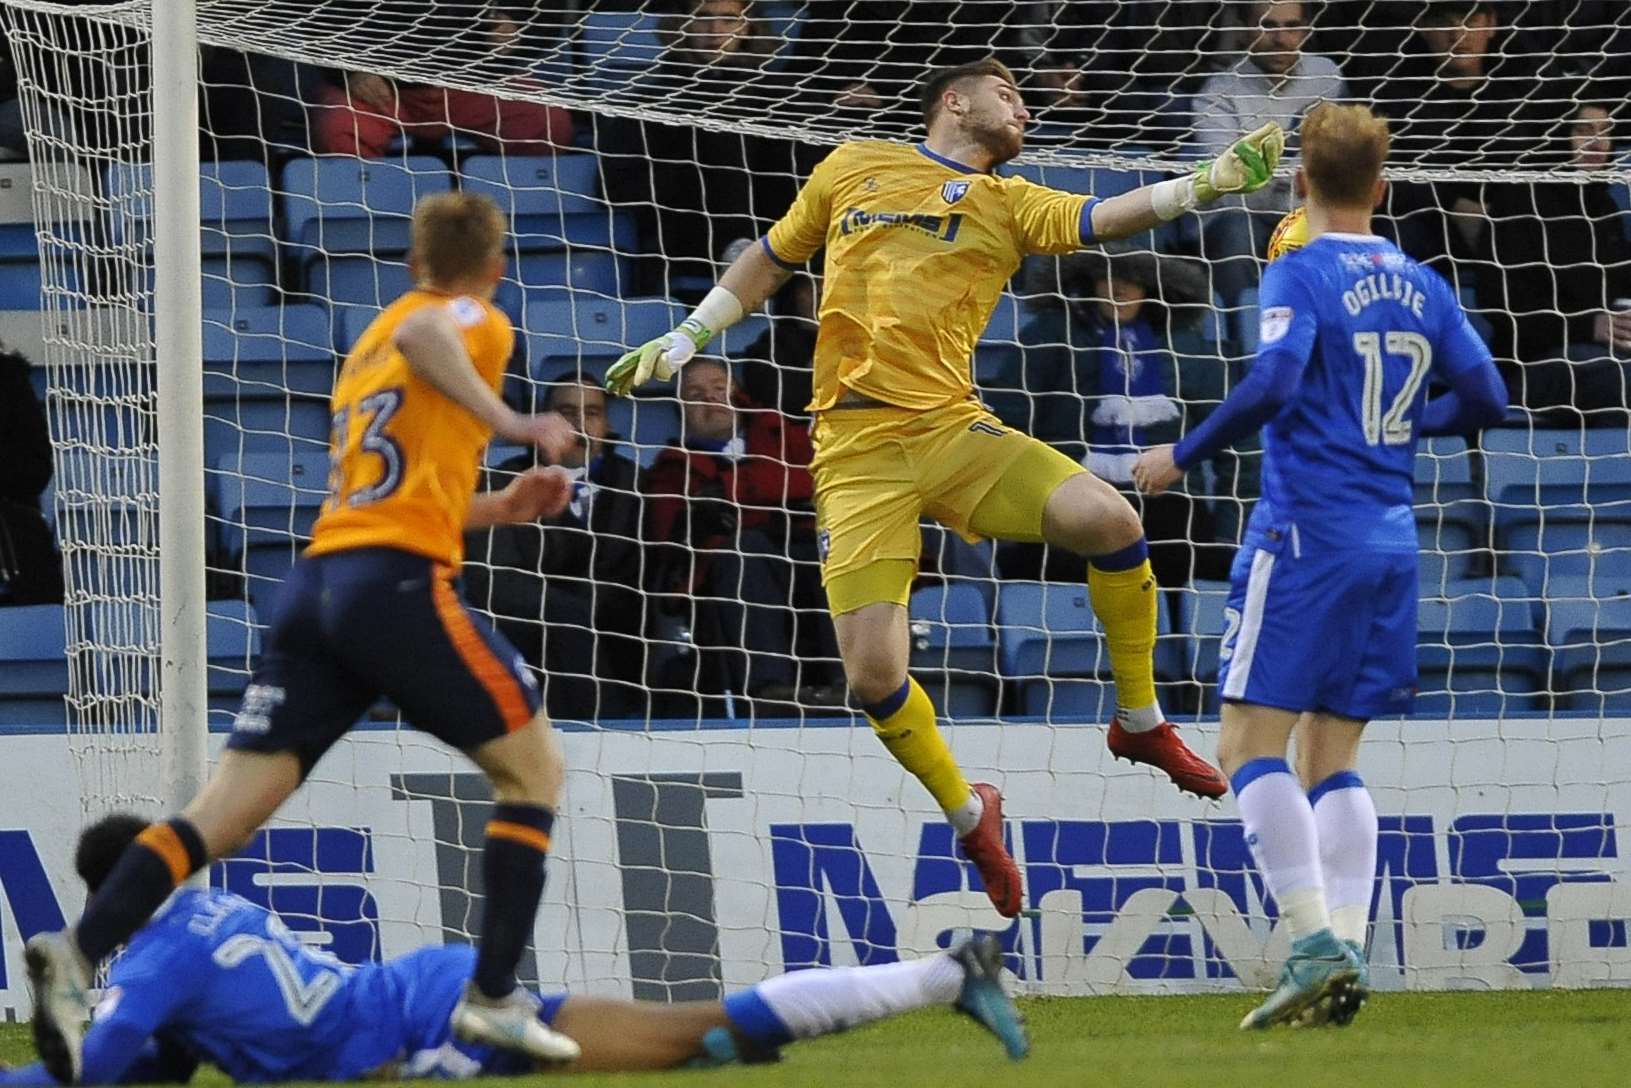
[27,192,587,1083]
[1131,103,1507,1029]
[606,56,1285,919]
[2,814,1027,1086]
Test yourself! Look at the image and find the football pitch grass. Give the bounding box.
[4,989,1627,1088]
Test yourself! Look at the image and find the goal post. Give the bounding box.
[1,0,1629,997]
[152,0,210,813]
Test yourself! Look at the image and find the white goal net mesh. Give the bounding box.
[1,0,1629,996]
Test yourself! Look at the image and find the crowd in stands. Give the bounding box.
[1,0,1629,719]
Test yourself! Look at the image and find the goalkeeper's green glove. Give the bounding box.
[604,317,713,396]
[1192,121,1286,203]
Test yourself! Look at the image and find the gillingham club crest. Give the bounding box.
[941,180,970,204]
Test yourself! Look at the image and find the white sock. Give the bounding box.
[947,790,984,837]
[1310,771,1379,947]
[745,954,965,1040]
[1117,702,1165,732]
[1231,757,1330,943]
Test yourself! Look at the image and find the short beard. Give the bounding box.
[972,123,1023,166]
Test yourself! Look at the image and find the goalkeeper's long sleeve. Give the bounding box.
[0,1063,58,1086]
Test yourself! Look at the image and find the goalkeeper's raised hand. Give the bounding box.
[604,317,713,396]
[1193,121,1285,203]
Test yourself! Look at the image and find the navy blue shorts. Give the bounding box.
[1215,516,1417,721]
[227,547,541,774]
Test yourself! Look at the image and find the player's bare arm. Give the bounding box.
[465,466,575,530]
[393,306,574,460]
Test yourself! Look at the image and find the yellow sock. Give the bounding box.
[1087,557,1160,717]
[865,677,973,814]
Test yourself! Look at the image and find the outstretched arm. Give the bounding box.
[1090,122,1286,242]
[604,237,794,397]
[393,305,574,459]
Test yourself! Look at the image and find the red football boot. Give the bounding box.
[1107,719,1229,799]
[958,782,1022,918]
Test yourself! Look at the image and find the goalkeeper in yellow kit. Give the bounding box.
[608,58,1284,918]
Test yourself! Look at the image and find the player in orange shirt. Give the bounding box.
[26,194,585,1081]
[608,59,1283,919]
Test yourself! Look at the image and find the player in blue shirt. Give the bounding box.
[3,814,1027,1085]
[1131,103,1507,1030]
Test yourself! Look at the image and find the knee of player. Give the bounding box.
[846,664,907,709]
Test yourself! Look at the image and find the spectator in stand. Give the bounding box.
[311,6,573,159]
[0,347,64,605]
[200,47,322,162]
[1193,1,1345,302]
[644,357,840,708]
[0,17,21,157]
[1374,1,1548,270]
[1474,101,1631,424]
[597,0,798,297]
[992,248,1232,587]
[1030,0,1226,152]
[464,379,648,720]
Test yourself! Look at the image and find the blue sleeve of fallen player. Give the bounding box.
[0,1063,60,1086]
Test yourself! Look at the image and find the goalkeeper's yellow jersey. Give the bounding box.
[763,140,1097,412]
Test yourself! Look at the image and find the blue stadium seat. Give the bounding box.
[281,156,452,262]
[204,394,332,471]
[910,583,998,717]
[1482,427,1631,530]
[999,581,1180,718]
[214,450,330,554]
[1418,518,1479,590]
[1415,577,1548,715]
[0,604,68,726]
[0,261,68,308]
[214,451,330,612]
[510,251,630,298]
[0,604,68,687]
[1544,585,1631,712]
[1504,518,1631,591]
[332,304,382,353]
[106,160,278,265]
[201,305,335,400]
[307,257,414,307]
[461,155,634,255]
[204,600,261,712]
[522,296,684,379]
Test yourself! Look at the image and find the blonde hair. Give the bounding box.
[1301,102,1391,207]
[410,192,507,286]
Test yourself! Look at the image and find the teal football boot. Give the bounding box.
[951,933,1030,1060]
[1239,930,1361,1030]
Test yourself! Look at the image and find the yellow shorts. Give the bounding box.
[812,398,1082,614]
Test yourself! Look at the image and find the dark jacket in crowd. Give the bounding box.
[0,350,64,605]
[644,408,815,593]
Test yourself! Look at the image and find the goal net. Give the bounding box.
[2,0,1629,998]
